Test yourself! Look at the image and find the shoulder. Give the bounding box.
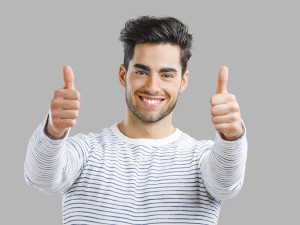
[65,126,113,146]
[88,125,124,149]
[176,131,214,154]
[178,131,214,146]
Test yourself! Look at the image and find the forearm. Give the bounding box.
[24,116,69,194]
[201,123,248,201]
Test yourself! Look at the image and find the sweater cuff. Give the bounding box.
[34,113,70,157]
[216,120,246,147]
[43,112,71,141]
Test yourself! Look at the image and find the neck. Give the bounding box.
[118,108,175,139]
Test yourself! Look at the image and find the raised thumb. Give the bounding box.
[63,65,75,90]
[216,66,228,94]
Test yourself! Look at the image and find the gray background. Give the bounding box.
[1,0,299,224]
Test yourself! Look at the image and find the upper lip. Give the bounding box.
[138,95,165,100]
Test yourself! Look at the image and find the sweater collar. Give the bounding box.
[110,123,182,146]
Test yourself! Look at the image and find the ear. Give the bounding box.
[179,70,189,93]
[119,64,126,88]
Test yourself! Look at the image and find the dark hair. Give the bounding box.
[119,16,193,75]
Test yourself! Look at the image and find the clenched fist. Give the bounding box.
[46,65,80,139]
[210,66,243,141]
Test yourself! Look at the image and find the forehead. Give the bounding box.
[130,43,181,70]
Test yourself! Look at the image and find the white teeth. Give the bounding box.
[143,97,161,104]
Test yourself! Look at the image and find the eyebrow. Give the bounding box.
[133,64,178,73]
[134,64,150,71]
[159,68,177,73]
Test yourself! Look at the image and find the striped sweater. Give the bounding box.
[24,115,247,225]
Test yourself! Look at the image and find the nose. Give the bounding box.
[144,74,161,95]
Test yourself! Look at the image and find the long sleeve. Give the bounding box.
[24,115,91,194]
[200,122,248,201]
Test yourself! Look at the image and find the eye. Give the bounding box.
[135,71,147,75]
[162,74,173,78]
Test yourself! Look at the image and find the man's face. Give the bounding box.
[119,43,188,124]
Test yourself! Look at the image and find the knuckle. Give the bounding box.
[50,101,55,109]
[233,103,240,112]
[76,91,81,100]
[52,117,60,126]
[76,101,80,109]
[228,124,235,131]
[210,96,214,105]
[215,124,222,132]
[212,116,216,124]
[53,114,62,124]
[53,90,59,97]
[71,101,80,110]
[51,99,58,108]
[229,102,238,112]
[51,111,58,119]
[229,122,239,131]
[69,120,76,127]
[64,120,71,128]
[71,90,80,100]
[229,103,236,111]
[227,94,236,101]
[54,89,62,97]
[214,124,219,130]
[211,107,215,115]
[54,98,63,108]
[232,112,240,121]
[230,113,237,122]
[73,110,79,118]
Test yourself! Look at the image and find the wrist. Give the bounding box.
[221,125,244,141]
[45,117,67,139]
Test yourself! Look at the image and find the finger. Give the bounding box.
[59,110,79,119]
[211,104,230,116]
[211,102,239,116]
[216,66,228,94]
[214,121,242,137]
[53,118,77,129]
[63,65,75,90]
[210,93,236,106]
[51,110,78,120]
[212,112,239,124]
[215,123,231,134]
[54,89,80,100]
[61,100,80,110]
[51,99,80,111]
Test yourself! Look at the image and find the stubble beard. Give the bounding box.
[125,88,179,124]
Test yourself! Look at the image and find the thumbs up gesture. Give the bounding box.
[210,66,243,141]
[46,65,80,139]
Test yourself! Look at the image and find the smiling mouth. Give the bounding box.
[138,96,165,105]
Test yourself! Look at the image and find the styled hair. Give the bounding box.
[119,16,193,75]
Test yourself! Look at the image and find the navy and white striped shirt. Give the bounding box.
[24,116,247,225]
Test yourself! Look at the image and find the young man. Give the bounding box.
[25,16,247,225]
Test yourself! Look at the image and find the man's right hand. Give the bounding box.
[46,65,80,139]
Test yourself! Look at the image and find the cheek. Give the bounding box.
[167,81,182,96]
[126,79,139,99]
[163,87,179,101]
[128,77,146,92]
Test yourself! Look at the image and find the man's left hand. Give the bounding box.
[210,66,243,141]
